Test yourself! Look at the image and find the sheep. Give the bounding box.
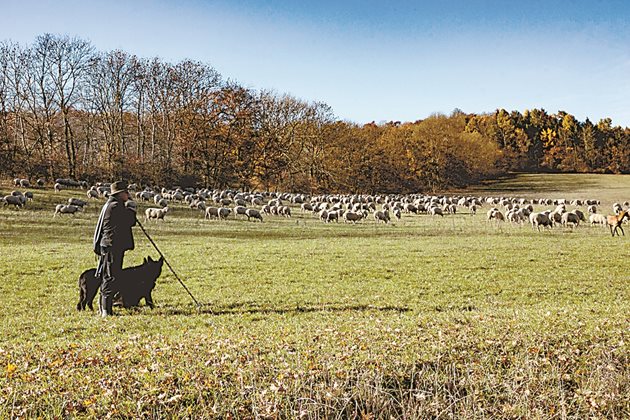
[68,198,88,208]
[468,204,477,215]
[36,178,45,187]
[561,212,580,228]
[278,206,292,217]
[529,212,553,231]
[245,208,263,222]
[54,183,63,192]
[613,203,623,215]
[234,206,248,218]
[54,204,83,217]
[157,198,168,208]
[548,210,563,225]
[589,213,607,226]
[217,207,232,220]
[587,205,597,214]
[374,210,390,223]
[343,211,363,224]
[324,211,339,223]
[261,205,272,215]
[19,179,30,188]
[488,209,505,221]
[429,206,443,217]
[145,207,169,222]
[205,206,219,219]
[301,203,314,212]
[87,189,99,199]
[393,208,402,220]
[3,195,24,209]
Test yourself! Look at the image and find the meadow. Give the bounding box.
[0,173,628,418]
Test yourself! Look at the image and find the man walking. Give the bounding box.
[93,181,137,317]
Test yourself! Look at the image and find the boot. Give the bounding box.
[100,294,113,317]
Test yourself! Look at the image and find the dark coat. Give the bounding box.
[93,196,136,254]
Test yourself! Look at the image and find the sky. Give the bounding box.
[2,0,630,126]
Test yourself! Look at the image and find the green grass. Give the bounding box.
[1,173,629,418]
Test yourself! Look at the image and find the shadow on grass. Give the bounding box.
[158,303,412,316]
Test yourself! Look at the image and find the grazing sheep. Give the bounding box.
[68,198,88,208]
[19,179,30,188]
[343,211,363,224]
[54,183,63,192]
[36,178,45,187]
[234,206,248,218]
[279,206,292,217]
[324,211,339,223]
[157,198,168,208]
[589,213,607,226]
[393,208,402,220]
[245,208,263,222]
[3,195,24,208]
[487,209,505,222]
[587,205,597,214]
[145,207,169,222]
[529,212,553,231]
[24,191,33,201]
[561,212,580,228]
[468,204,477,215]
[429,206,443,217]
[54,204,83,217]
[301,203,314,212]
[205,206,219,219]
[374,210,390,223]
[87,189,99,199]
[217,207,232,220]
[261,205,272,215]
[612,202,623,215]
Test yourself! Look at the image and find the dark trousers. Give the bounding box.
[100,249,124,315]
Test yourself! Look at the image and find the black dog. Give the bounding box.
[77,256,164,311]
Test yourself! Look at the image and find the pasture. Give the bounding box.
[0,173,628,418]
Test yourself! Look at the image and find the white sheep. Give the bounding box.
[279,206,292,217]
[3,195,24,208]
[561,212,580,228]
[245,208,263,222]
[54,183,63,192]
[145,207,168,222]
[589,213,607,226]
[343,211,363,224]
[429,206,443,217]
[205,206,219,219]
[373,210,390,223]
[217,207,232,220]
[54,204,83,217]
[529,212,552,231]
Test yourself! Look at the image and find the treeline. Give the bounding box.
[0,35,628,193]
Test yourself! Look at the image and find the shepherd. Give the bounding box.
[93,181,137,317]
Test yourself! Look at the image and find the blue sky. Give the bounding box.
[2,0,630,126]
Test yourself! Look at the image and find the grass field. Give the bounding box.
[1,173,628,418]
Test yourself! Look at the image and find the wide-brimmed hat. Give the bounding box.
[110,180,129,195]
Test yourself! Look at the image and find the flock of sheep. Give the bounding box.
[2,178,629,234]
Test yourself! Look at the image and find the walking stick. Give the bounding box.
[135,217,202,309]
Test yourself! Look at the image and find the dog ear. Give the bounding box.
[148,256,154,262]
[143,257,147,264]
[159,256,164,262]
